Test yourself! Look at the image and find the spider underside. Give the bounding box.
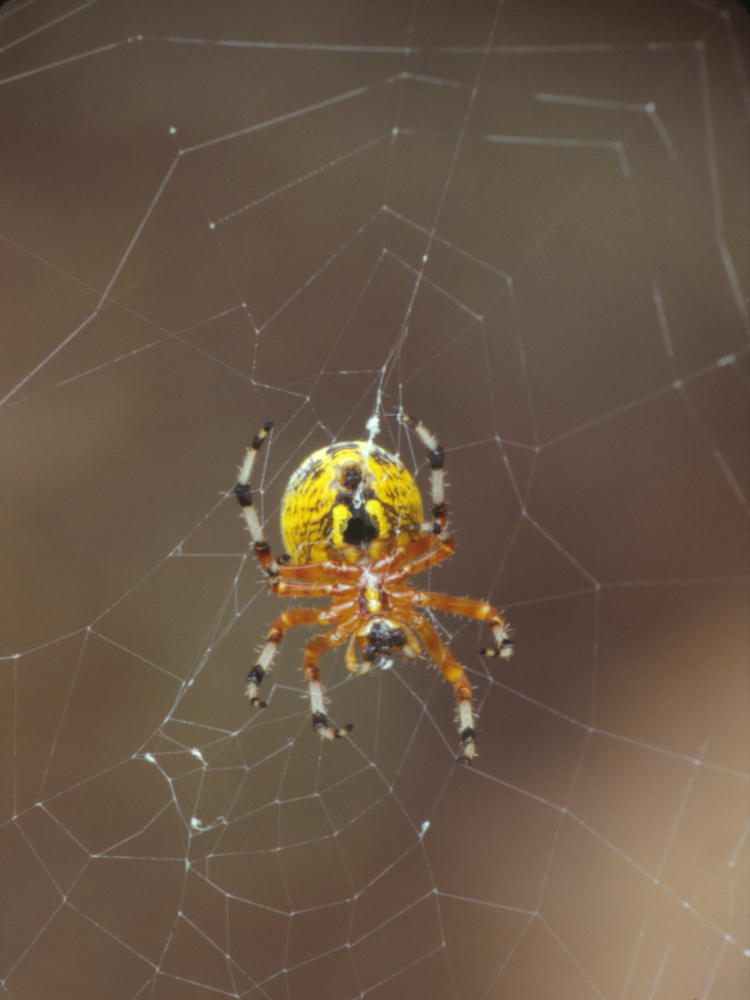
[234,415,513,764]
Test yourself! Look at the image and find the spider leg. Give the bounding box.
[303,625,356,741]
[402,625,421,659]
[274,560,360,598]
[274,580,348,597]
[278,560,360,583]
[235,422,288,579]
[345,633,360,674]
[405,612,478,764]
[407,591,514,657]
[400,413,449,540]
[387,533,456,584]
[246,606,334,708]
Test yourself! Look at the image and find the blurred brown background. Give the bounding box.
[1,1,748,998]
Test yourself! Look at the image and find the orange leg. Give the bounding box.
[367,531,442,577]
[278,560,360,583]
[302,620,359,741]
[407,591,513,657]
[245,605,350,708]
[399,537,455,579]
[346,530,453,591]
[362,540,422,583]
[405,612,478,764]
[274,579,354,598]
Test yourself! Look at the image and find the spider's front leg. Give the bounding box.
[235,421,289,579]
[399,412,449,541]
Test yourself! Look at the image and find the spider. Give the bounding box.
[234,415,513,764]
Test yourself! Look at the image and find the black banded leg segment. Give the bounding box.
[479,640,515,658]
[303,631,354,741]
[400,413,449,540]
[245,607,321,709]
[235,421,283,578]
[458,715,477,766]
[478,621,515,658]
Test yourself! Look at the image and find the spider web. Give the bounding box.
[1,1,748,998]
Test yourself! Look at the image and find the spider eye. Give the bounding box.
[340,465,362,491]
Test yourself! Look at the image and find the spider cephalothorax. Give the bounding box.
[234,416,513,763]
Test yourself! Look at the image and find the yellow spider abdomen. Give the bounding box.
[280,441,424,564]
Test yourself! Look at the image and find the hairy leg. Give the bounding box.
[235,422,287,579]
[245,606,327,708]
[303,624,357,740]
[408,590,514,657]
[406,612,478,764]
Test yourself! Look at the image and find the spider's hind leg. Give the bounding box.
[246,608,321,708]
[406,613,478,764]
[303,631,354,741]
